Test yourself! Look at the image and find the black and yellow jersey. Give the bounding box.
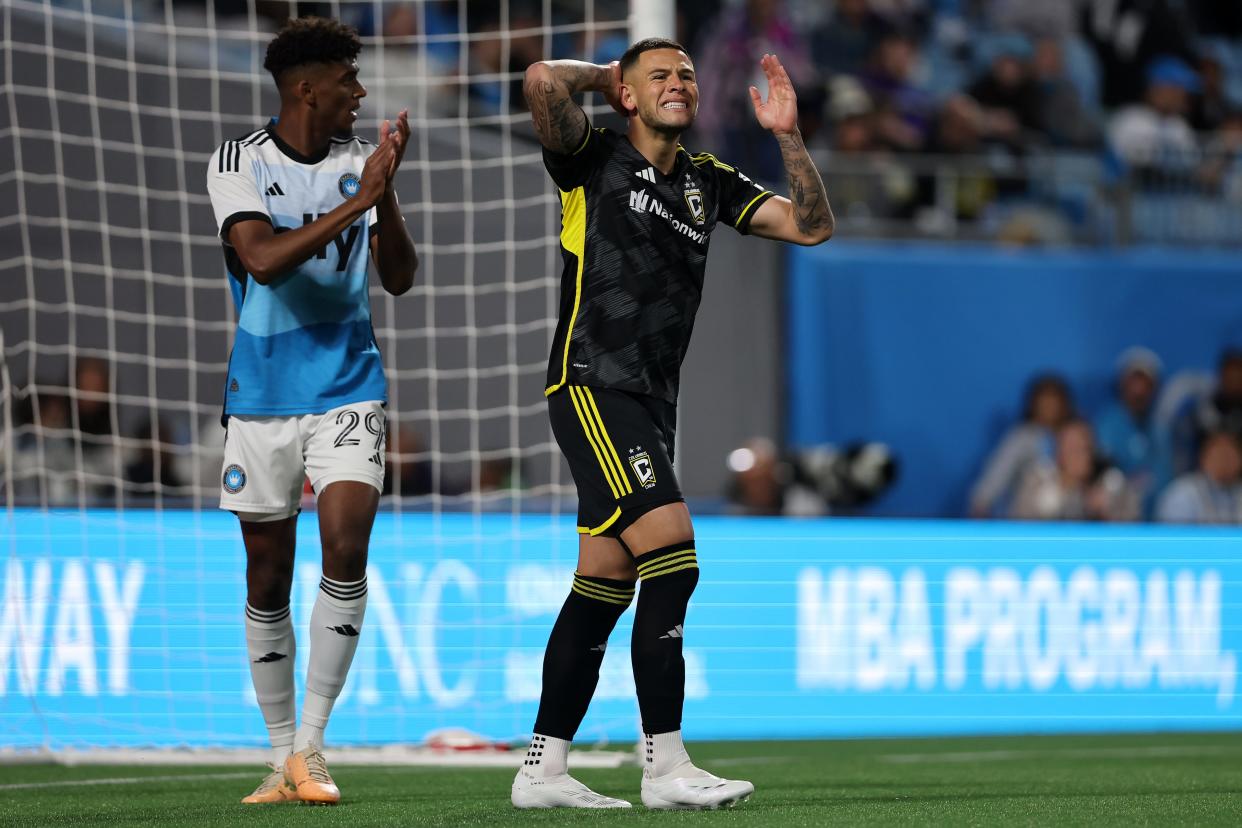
[542,124,774,404]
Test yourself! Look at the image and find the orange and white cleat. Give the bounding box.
[283,747,341,805]
[241,765,299,804]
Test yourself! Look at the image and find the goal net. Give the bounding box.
[0,0,643,511]
[0,0,674,754]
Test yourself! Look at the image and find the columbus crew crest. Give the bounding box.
[628,450,657,489]
[683,187,705,225]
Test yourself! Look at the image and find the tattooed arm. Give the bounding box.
[523,60,622,154]
[745,54,835,245]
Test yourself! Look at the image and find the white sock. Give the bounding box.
[520,733,570,777]
[244,603,296,767]
[294,575,367,753]
[644,730,697,778]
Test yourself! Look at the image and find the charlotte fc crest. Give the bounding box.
[222,463,247,494]
[339,172,361,198]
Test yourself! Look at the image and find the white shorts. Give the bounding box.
[219,400,386,520]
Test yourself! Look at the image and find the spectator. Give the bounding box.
[1201,111,1242,198]
[1031,37,1100,148]
[124,416,184,500]
[811,0,882,78]
[964,34,1041,153]
[1108,56,1201,182]
[822,76,918,220]
[693,0,817,183]
[859,23,937,152]
[1010,419,1139,522]
[73,356,114,441]
[1191,348,1242,445]
[1094,347,1174,517]
[13,383,114,506]
[1189,49,1233,133]
[478,455,522,492]
[466,4,543,115]
[1155,431,1242,524]
[384,422,435,497]
[1082,0,1196,108]
[970,374,1074,517]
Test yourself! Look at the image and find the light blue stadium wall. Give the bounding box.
[2,512,1239,748]
[786,243,1242,517]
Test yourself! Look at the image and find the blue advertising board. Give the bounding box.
[785,242,1242,517]
[2,511,1239,748]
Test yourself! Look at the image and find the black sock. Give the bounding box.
[532,572,635,739]
[631,542,699,734]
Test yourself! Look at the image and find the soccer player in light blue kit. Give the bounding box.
[205,17,418,805]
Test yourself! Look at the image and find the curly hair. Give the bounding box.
[263,17,362,85]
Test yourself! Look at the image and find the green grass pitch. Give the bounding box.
[3,733,1240,826]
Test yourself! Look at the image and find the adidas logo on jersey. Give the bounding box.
[635,167,657,183]
[628,190,707,244]
[265,182,285,196]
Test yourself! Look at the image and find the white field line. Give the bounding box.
[880,745,1242,764]
[0,771,257,791]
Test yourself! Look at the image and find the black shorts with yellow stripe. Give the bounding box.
[548,385,682,538]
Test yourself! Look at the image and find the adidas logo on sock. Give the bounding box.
[266,182,285,196]
[326,624,360,637]
[659,624,684,639]
[252,651,288,663]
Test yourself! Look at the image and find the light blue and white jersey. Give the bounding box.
[206,124,386,418]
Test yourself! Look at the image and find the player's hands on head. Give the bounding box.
[749,53,799,135]
[601,61,630,118]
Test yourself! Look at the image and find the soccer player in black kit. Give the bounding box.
[511,39,834,810]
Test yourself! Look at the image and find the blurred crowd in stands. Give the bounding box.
[144,0,1242,243]
[727,346,1242,525]
[5,359,524,507]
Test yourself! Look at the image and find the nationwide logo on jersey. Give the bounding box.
[628,450,657,489]
[684,187,705,225]
[628,190,707,244]
[338,172,361,198]
[222,463,247,494]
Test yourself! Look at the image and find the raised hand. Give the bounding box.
[748,53,799,135]
[382,109,411,185]
[358,131,396,208]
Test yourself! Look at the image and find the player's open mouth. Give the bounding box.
[662,102,688,110]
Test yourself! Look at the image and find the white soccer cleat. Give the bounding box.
[640,765,754,810]
[511,768,632,809]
